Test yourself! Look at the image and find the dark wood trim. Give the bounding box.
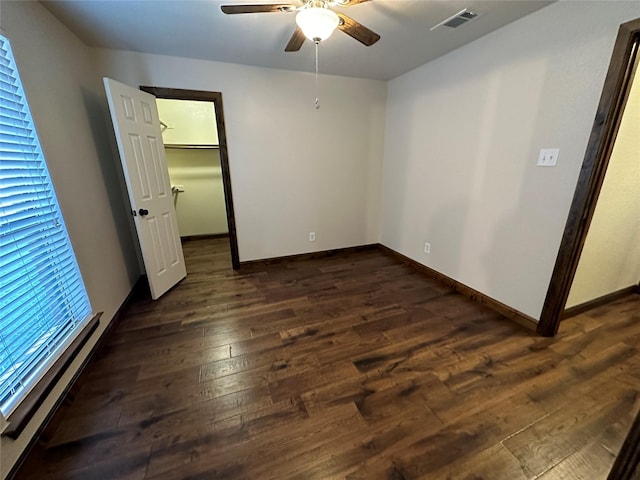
[5,276,147,480]
[238,244,379,270]
[538,18,640,337]
[181,233,230,242]
[378,245,538,332]
[562,285,640,320]
[607,406,640,480]
[2,313,101,440]
[140,86,240,270]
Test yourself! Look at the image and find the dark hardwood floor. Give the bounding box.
[14,238,640,479]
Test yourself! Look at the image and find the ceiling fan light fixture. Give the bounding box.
[296,7,340,42]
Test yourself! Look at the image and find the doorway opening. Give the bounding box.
[538,18,640,337]
[140,86,240,270]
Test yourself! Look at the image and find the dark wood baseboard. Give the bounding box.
[238,244,379,270]
[238,243,537,332]
[378,244,538,332]
[181,233,229,242]
[562,284,640,320]
[6,276,148,480]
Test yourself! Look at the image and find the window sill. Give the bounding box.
[1,313,101,440]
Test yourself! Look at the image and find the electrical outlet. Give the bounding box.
[537,148,559,167]
[424,242,431,254]
[309,232,316,242]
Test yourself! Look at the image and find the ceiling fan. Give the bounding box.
[220,0,381,52]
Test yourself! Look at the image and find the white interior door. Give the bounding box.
[103,77,186,299]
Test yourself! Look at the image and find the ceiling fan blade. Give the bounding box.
[336,13,380,47]
[221,4,295,14]
[285,27,306,52]
[338,0,371,5]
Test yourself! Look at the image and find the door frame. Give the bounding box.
[537,18,640,337]
[140,86,240,270]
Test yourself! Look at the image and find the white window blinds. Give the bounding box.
[0,35,92,415]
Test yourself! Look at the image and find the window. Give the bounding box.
[0,35,92,417]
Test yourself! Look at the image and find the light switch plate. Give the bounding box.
[537,148,559,167]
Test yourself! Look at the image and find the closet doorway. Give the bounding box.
[141,86,239,269]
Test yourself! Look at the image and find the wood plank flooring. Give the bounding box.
[14,238,640,480]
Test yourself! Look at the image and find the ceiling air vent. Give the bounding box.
[430,9,478,31]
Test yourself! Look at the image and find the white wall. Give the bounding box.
[166,148,229,236]
[0,5,384,474]
[157,98,219,146]
[567,64,640,307]
[95,49,387,261]
[3,0,636,474]
[380,1,640,319]
[0,1,139,477]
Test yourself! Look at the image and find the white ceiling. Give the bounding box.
[40,0,553,81]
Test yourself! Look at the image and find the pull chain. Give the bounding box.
[315,40,320,110]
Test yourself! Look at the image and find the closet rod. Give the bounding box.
[164,144,219,150]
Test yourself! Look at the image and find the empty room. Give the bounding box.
[1,0,639,479]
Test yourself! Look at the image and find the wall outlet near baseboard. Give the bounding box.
[309,232,316,242]
[424,242,431,254]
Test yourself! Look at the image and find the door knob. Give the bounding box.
[138,208,149,216]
